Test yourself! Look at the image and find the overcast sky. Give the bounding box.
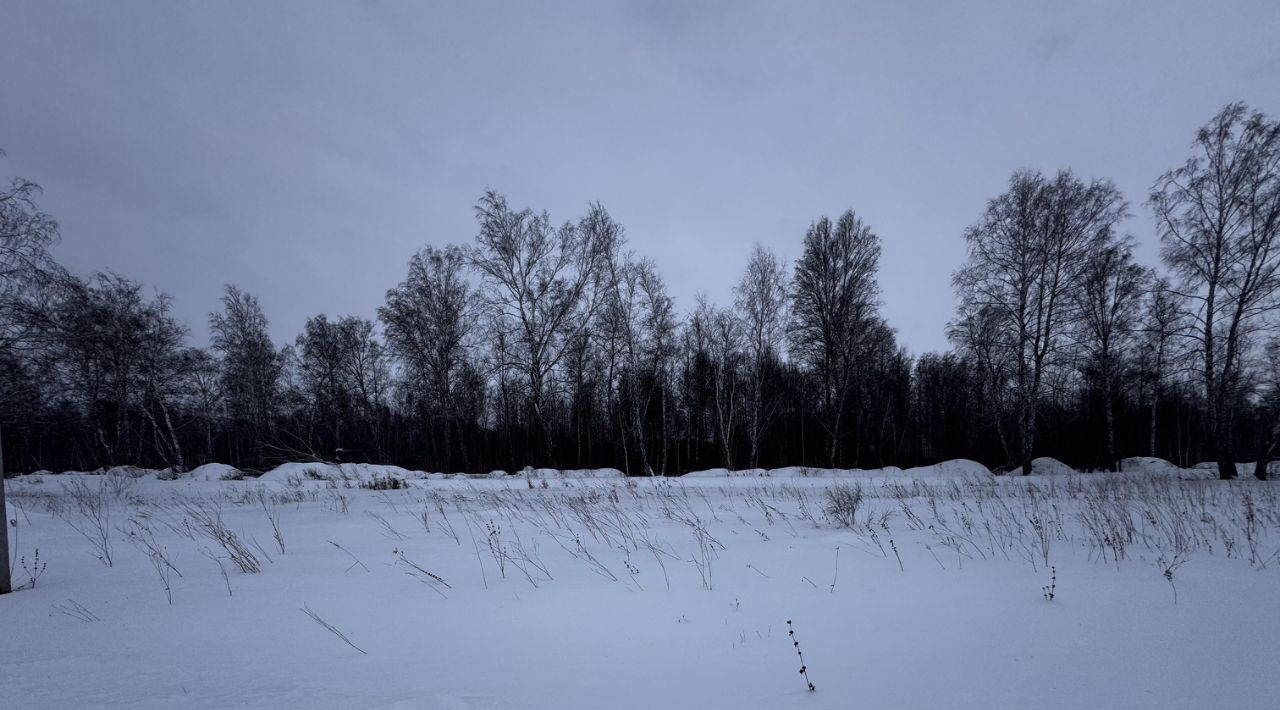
[2,1,1278,354]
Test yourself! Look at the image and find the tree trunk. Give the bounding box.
[1102,370,1117,471]
[714,364,735,470]
[1217,458,1237,481]
[1018,401,1035,476]
[629,376,650,475]
[660,384,669,475]
[618,414,630,476]
[1254,418,1279,481]
[160,401,184,470]
[1148,394,1158,458]
[748,362,763,469]
[205,417,214,465]
[1253,457,1272,481]
[1215,396,1237,480]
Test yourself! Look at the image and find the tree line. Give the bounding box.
[1,103,1278,480]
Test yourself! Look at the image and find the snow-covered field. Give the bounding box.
[3,461,1278,709]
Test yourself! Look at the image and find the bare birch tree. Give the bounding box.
[380,245,476,467]
[1152,103,1280,479]
[954,169,1127,474]
[0,152,64,593]
[1073,238,1149,470]
[1135,279,1189,460]
[468,191,615,464]
[210,286,283,467]
[790,211,882,467]
[734,244,788,469]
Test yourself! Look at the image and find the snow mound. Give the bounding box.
[683,468,733,478]
[902,459,994,478]
[522,468,626,479]
[48,465,158,478]
[105,465,158,478]
[729,467,878,478]
[1189,461,1278,478]
[187,463,244,481]
[1116,457,1203,476]
[765,466,826,477]
[685,460,993,478]
[258,462,343,481]
[686,467,795,477]
[1029,457,1076,476]
[1119,456,1178,474]
[259,462,421,483]
[1233,461,1278,477]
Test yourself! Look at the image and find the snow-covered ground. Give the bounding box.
[2,462,1278,709]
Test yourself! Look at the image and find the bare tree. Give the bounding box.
[210,286,283,467]
[636,263,677,473]
[1254,336,1280,480]
[341,319,391,461]
[45,274,188,468]
[180,347,222,463]
[676,296,714,468]
[294,315,350,454]
[954,169,1127,474]
[381,245,477,468]
[599,247,677,474]
[292,315,388,460]
[0,151,64,594]
[468,191,615,464]
[948,305,1015,464]
[599,248,644,473]
[1135,279,1189,459]
[135,291,190,470]
[688,296,743,469]
[735,244,788,469]
[790,211,882,467]
[1152,103,1280,479]
[1073,238,1149,470]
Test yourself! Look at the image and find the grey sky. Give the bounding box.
[2,1,1277,354]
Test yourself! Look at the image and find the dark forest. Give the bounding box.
[2,103,1278,480]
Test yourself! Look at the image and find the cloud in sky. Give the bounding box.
[2,0,1277,353]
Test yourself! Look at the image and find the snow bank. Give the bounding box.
[1189,461,1278,478]
[902,459,994,478]
[258,462,423,483]
[45,465,158,478]
[1074,457,1278,479]
[1119,456,1182,475]
[683,467,734,478]
[1115,457,1220,478]
[766,466,825,477]
[684,460,993,479]
[1233,461,1277,477]
[521,468,626,479]
[107,465,158,478]
[686,466,868,478]
[186,463,244,481]
[255,462,340,482]
[1028,457,1076,476]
